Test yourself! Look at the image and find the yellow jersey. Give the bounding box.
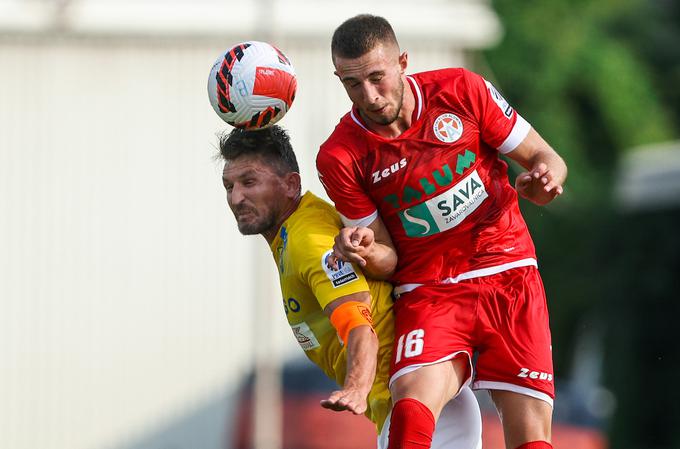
[269,191,394,432]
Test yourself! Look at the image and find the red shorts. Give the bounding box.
[389,266,554,404]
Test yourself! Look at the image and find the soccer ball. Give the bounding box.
[207,41,297,130]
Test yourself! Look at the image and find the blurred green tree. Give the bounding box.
[479,0,679,447]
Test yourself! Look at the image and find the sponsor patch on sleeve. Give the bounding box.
[321,249,359,288]
[291,321,320,351]
[485,80,514,119]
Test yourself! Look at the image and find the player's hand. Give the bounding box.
[515,162,564,206]
[330,227,376,268]
[320,388,368,415]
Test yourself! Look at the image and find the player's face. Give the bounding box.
[334,43,407,126]
[222,156,287,236]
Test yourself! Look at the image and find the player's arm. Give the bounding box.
[317,146,398,280]
[320,291,378,415]
[332,216,397,281]
[462,69,567,206]
[505,127,567,206]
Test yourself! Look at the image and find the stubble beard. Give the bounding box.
[235,208,278,236]
[372,76,405,126]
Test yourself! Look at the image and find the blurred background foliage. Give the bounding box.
[479,0,680,447]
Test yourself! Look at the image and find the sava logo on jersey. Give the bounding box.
[397,170,488,237]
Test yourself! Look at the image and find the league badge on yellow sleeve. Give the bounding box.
[321,249,359,288]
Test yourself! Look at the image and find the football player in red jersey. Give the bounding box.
[317,14,567,449]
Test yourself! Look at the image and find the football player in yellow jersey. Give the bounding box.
[219,125,482,449]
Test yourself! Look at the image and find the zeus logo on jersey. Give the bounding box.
[372,157,407,184]
[485,80,513,119]
[397,170,488,238]
[321,249,359,287]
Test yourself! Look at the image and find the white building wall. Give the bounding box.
[0,2,501,449]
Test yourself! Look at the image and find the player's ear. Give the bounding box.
[284,172,302,198]
[399,51,408,73]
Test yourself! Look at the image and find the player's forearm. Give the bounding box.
[531,148,568,186]
[343,325,379,396]
[510,128,568,186]
[362,243,397,281]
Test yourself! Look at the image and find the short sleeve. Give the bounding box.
[462,70,531,154]
[316,143,378,227]
[292,224,370,311]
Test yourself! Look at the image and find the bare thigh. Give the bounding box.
[390,356,469,421]
[491,389,553,449]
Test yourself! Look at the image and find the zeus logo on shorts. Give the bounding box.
[517,367,553,382]
[321,250,359,287]
[397,170,488,238]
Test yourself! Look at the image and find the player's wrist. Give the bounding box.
[343,382,372,397]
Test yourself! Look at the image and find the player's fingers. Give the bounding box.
[319,399,336,409]
[350,233,361,247]
[344,252,367,267]
[516,173,532,186]
[344,227,358,242]
[320,400,346,411]
[324,390,342,401]
[540,169,553,185]
[543,180,560,192]
[533,162,548,178]
[335,231,362,254]
[337,392,353,405]
[336,229,350,247]
[335,227,353,245]
[333,241,355,261]
[320,392,348,411]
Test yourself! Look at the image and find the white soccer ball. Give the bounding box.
[207,41,297,130]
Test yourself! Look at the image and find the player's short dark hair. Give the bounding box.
[219,125,300,176]
[331,14,398,59]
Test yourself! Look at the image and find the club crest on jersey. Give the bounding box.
[433,113,463,143]
[321,249,359,288]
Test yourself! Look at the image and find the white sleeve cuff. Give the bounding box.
[498,114,531,154]
[339,210,378,228]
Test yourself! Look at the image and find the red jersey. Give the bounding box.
[317,68,538,289]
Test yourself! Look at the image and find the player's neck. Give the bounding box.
[262,193,302,244]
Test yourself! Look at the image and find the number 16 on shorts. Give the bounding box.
[395,329,425,363]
